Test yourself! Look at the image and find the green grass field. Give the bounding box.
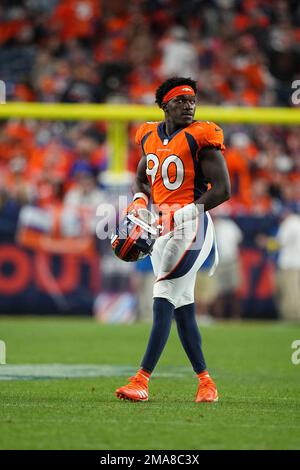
[0,317,299,450]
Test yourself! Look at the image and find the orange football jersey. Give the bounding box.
[135,120,225,209]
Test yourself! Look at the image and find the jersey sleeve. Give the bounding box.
[199,122,226,152]
[135,123,148,146]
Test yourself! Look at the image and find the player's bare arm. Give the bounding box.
[196,146,231,211]
[132,154,150,198]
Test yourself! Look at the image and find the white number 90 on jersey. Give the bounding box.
[146,153,184,190]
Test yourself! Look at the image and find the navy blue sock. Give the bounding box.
[174,303,207,374]
[141,297,174,373]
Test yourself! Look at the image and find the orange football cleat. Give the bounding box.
[195,372,218,403]
[115,372,149,402]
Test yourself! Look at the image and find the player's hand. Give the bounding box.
[125,198,147,216]
[173,203,199,227]
[124,193,149,217]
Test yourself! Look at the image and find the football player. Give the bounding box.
[115,77,231,402]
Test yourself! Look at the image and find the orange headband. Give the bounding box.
[162,85,195,104]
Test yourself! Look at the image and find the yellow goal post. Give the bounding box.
[0,103,299,178]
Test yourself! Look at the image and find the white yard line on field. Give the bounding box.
[0,364,192,381]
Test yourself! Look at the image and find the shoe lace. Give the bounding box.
[199,377,215,393]
[127,375,147,390]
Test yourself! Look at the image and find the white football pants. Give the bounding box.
[150,212,218,309]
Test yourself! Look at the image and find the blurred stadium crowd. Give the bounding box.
[0,0,299,214]
[0,0,299,320]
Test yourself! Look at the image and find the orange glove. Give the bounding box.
[124,193,148,216]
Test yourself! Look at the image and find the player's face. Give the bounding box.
[165,95,196,127]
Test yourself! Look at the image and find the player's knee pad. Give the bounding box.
[153,279,176,306]
[153,277,195,309]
